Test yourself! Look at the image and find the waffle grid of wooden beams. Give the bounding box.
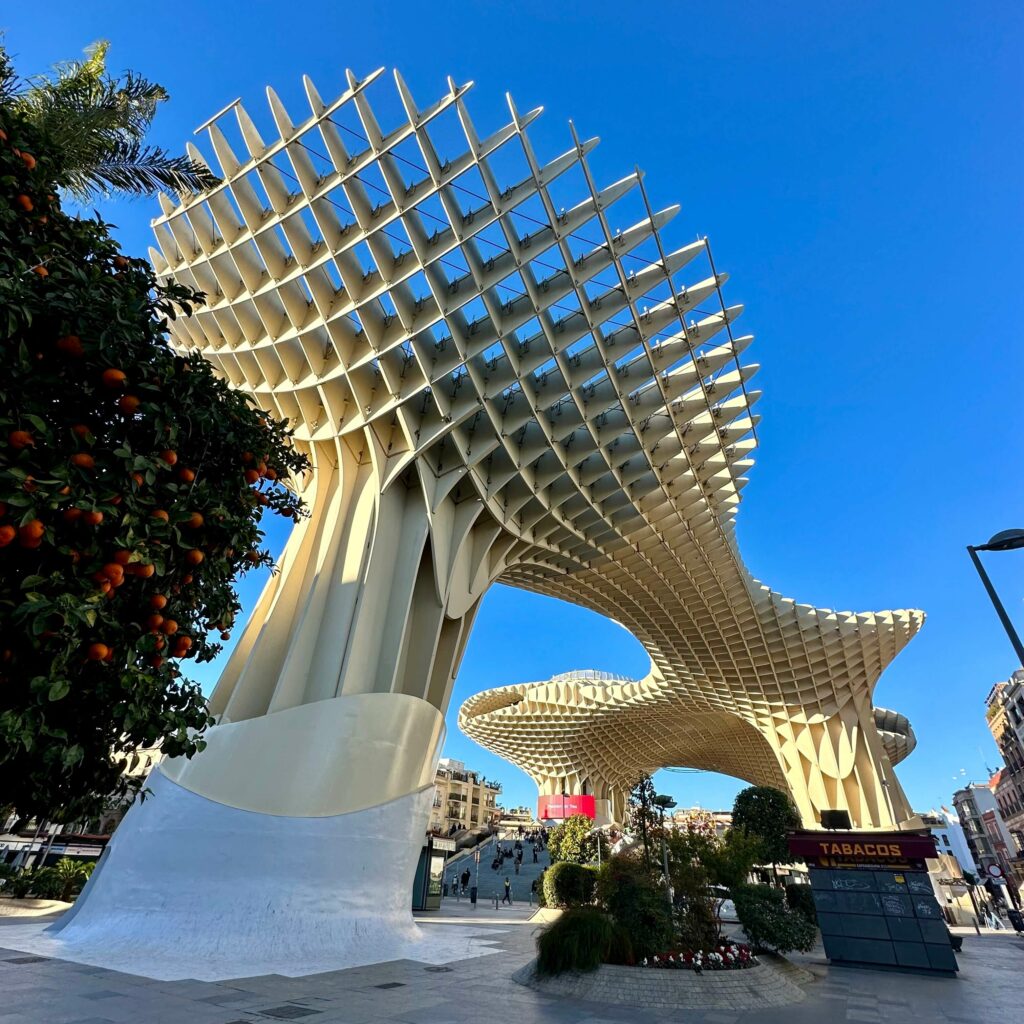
[151,68,923,830]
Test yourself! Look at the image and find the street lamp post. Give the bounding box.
[966,530,1024,667]
[654,794,677,911]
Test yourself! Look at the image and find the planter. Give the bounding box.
[513,955,810,1010]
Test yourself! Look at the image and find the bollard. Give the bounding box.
[494,892,499,910]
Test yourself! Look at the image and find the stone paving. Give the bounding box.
[0,907,1021,1024]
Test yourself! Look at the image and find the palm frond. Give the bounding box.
[63,141,219,202]
[11,40,219,200]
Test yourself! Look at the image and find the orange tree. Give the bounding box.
[0,68,308,822]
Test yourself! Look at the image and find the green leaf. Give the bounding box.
[48,679,71,701]
[20,574,47,589]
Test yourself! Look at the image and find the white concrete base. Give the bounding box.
[0,770,502,981]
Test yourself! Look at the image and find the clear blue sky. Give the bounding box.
[7,1,1022,815]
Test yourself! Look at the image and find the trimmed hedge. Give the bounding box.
[596,853,673,960]
[537,907,614,975]
[785,882,817,924]
[734,884,816,953]
[543,860,597,907]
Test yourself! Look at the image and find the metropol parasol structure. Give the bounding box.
[42,67,923,976]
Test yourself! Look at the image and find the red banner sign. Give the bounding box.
[538,794,596,820]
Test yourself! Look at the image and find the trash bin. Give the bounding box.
[470,885,477,906]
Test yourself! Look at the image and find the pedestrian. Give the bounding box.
[515,860,520,875]
[533,847,538,863]
[502,877,512,905]
[461,868,470,894]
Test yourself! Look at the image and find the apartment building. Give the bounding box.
[428,758,501,836]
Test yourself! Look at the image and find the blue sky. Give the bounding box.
[7,1,1022,814]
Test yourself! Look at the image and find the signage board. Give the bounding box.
[538,794,596,820]
[788,830,937,869]
[986,863,1004,878]
[431,837,457,853]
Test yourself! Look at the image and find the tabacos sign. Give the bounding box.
[788,830,938,866]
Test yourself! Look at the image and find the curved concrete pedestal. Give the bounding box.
[1,771,499,980]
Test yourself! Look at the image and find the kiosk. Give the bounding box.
[788,830,958,974]
[412,835,456,912]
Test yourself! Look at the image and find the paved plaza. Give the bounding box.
[1,900,1021,1024]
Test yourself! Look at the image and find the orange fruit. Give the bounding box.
[82,510,104,526]
[113,255,129,269]
[185,512,204,529]
[56,334,84,357]
[101,368,127,390]
[220,631,231,641]
[87,643,109,661]
[151,656,164,669]
[173,636,193,654]
[9,430,34,449]
[118,395,140,414]
[149,594,168,609]
[15,194,33,212]
[101,563,124,581]
[113,550,132,565]
[146,614,164,631]
[19,520,44,542]
[20,152,36,171]
[181,574,193,585]
[159,449,178,466]
[134,563,155,578]
[131,472,144,487]
[178,468,196,483]
[151,509,169,521]
[185,549,204,566]
[31,265,48,277]
[62,507,82,522]
[0,525,16,547]
[244,469,260,485]
[162,619,179,635]
[70,453,95,469]
[265,468,278,480]
[72,424,91,438]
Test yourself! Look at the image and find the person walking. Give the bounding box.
[514,859,520,875]
[533,846,538,863]
[502,876,512,905]
[461,868,471,895]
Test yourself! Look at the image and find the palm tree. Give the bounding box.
[3,41,217,202]
[53,857,94,902]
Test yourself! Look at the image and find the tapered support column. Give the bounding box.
[46,443,499,978]
[760,698,913,829]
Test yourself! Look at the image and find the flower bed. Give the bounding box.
[643,942,757,972]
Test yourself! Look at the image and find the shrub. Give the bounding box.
[785,882,817,924]
[536,907,614,975]
[6,870,35,898]
[543,861,597,908]
[596,852,673,960]
[54,857,94,901]
[606,923,636,966]
[27,866,63,900]
[734,884,816,953]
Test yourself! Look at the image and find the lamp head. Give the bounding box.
[982,529,1024,552]
[653,794,677,810]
